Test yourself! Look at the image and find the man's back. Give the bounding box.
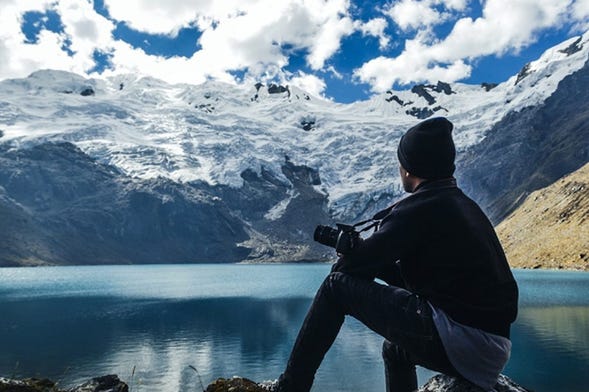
[384,179,519,337]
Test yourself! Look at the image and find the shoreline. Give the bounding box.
[1,261,588,272]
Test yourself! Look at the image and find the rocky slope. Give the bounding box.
[456,48,589,224]
[496,162,589,270]
[0,142,332,265]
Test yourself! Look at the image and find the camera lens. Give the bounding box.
[314,225,340,248]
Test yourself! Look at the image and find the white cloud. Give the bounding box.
[0,1,76,79]
[1,0,588,100]
[326,65,343,80]
[571,0,589,31]
[289,71,327,98]
[574,0,589,14]
[384,0,445,31]
[55,0,115,71]
[104,0,356,75]
[356,0,581,92]
[99,41,216,85]
[0,0,358,86]
[438,0,468,11]
[103,0,246,36]
[357,17,389,49]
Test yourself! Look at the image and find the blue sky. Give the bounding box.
[1,1,588,102]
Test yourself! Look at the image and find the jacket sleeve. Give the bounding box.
[331,206,413,283]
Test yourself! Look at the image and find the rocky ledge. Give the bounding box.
[204,374,531,392]
[0,375,128,392]
[418,374,531,392]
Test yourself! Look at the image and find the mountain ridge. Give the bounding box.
[1,32,589,266]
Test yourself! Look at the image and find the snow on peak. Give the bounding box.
[0,33,588,219]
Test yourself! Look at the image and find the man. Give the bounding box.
[263,117,519,392]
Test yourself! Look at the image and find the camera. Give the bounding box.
[313,223,360,254]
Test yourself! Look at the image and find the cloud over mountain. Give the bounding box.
[1,1,588,101]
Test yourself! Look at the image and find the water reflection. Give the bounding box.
[518,306,589,361]
[0,297,304,389]
[507,306,589,392]
[0,295,439,391]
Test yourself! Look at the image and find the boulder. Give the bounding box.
[68,375,128,392]
[0,375,128,392]
[205,377,266,392]
[418,374,531,392]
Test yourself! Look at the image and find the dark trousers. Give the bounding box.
[281,272,458,392]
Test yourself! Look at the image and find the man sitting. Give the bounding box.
[264,117,519,392]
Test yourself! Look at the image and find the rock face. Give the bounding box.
[204,374,530,392]
[0,142,332,266]
[456,57,589,224]
[0,142,249,265]
[0,375,127,392]
[205,377,266,392]
[418,374,531,392]
[496,162,589,270]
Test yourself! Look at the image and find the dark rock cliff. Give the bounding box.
[0,142,250,265]
[457,58,589,224]
[0,142,331,266]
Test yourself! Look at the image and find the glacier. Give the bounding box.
[0,32,588,223]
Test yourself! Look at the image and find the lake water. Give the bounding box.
[0,264,588,392]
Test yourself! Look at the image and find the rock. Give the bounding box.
[205,374,530,392]
[514,63,531,85]
[67,375,128,392]
[481,83,498,92]
[0,375,128,392]
[267,84,290,97]
[405,106,448,119]
[417,374,531,392]
[385,93,412,106]
[205,377,266,392]
[559,36,583,56]
[0,377,56,392]
[80,87,95,96]
[411,84,437,105]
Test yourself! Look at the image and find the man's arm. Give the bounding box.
[331,210,411,283]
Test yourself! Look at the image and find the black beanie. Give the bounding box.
[397,117,456,179]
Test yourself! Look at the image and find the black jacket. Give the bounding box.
[335,178,518,338]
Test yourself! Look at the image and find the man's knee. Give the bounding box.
[316,271,355,312]
[382,340,412,368]
[321,271,346,293]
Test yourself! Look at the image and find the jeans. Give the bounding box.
[281,272,458,392]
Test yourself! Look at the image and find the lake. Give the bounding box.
[0,264,588,391]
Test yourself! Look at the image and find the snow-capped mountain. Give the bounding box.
[1,32,588,266]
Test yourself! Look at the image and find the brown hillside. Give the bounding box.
[496,163,589,270]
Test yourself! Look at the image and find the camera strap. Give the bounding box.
[351,199,402,234]
[352,219,380,234]
[351,178,458,234]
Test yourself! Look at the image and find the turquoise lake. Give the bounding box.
[0,264,588,391]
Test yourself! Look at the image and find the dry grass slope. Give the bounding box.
[496,162,589,270]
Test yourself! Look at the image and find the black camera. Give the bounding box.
[313,223,360,254]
